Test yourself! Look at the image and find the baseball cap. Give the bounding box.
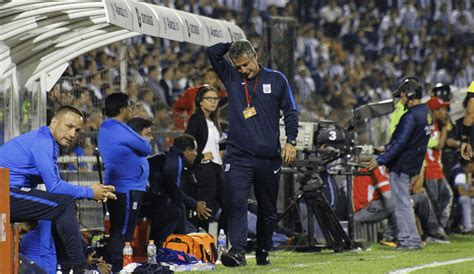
[427,97,449,111]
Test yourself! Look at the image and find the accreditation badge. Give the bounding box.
[243,106,257,119]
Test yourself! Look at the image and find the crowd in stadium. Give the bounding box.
[50,0,473,132]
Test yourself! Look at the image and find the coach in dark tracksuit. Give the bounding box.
[369,78,433,250]
[0,106,114,272]
[98,93,151,272]
[207,41,298,267]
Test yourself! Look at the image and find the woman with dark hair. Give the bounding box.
[185,85,225,230]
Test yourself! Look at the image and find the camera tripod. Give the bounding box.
[277,173,353,252]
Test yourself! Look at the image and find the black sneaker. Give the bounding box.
[221,251,247,267]
[256,249,270,266]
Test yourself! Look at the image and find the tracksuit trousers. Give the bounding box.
[10,188,85,267]
[224,151,282,253]
[106,190,144,272]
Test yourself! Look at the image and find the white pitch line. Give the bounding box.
[389,257,474,274]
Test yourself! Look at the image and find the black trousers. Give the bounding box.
[224,152,282,253]
[193,162,224,229]
[106,190,144,272]
[149,195,183,246]
[10,188,85,266]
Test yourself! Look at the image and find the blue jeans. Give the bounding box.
[389,172,421,247]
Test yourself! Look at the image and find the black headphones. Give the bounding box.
[395,77,422,100]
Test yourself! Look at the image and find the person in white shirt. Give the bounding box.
[185,86,225,231]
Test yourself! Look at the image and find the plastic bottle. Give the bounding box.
[147,240,157,264]
[122,242,133,267]
[104,212,110,236]
[217,229,227,261]
[191,263,216,271]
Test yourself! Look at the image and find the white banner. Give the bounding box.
[199,16,231,46]
[103,0,133,31]
[102,0,247,46]
[175,10,205,46]
[129,1,160,37]
[151,6,184,42]
[220,20,246,42]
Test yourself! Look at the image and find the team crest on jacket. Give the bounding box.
[425,113,434,136]
[263,84,272,94]
[427,113,432,125]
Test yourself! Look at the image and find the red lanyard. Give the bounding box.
[244,76,259,107]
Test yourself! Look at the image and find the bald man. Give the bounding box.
[0,105,115,272]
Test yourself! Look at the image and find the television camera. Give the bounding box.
[279,121,356,252]
[278,100,395,252]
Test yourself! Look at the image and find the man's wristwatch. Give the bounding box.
[287,139,297,146]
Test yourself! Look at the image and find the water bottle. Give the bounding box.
[104,212,110,236]
[122,242,133,267]
[147,240,157,264]
[217,229,227,261]
[191,263,216,271]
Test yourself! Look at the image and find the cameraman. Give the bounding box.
[368,78,433,250]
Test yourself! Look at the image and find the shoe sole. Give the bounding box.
[221,255,247,267]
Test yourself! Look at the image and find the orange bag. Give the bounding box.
[163,233,217,263]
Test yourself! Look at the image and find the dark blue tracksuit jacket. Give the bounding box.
[98,118,151,193]
[0,126,94,273]
[208,42,298,252]
[207,42,298,159]
[160,146,198,210]
[377,104,434,177]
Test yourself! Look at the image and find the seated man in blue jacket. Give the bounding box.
[0,106,115,272]
[368,78,433,250]
[98,93,152,272]
[147,134,212,245]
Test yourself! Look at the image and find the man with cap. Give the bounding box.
[368,78,433,250]
[431,83,452,102]
[460,81,474,160]
[431,83,459,187]
[388,77,419,136]
[424,97,453,228]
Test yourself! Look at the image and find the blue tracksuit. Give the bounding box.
[0,126,93,198]
[98,118,151,193]
[0,126,93,271]
[207,43,298,158]
[149,146,199,244]
[207,42,298,252]
[20,221,56,273]
[98,118,151,271]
